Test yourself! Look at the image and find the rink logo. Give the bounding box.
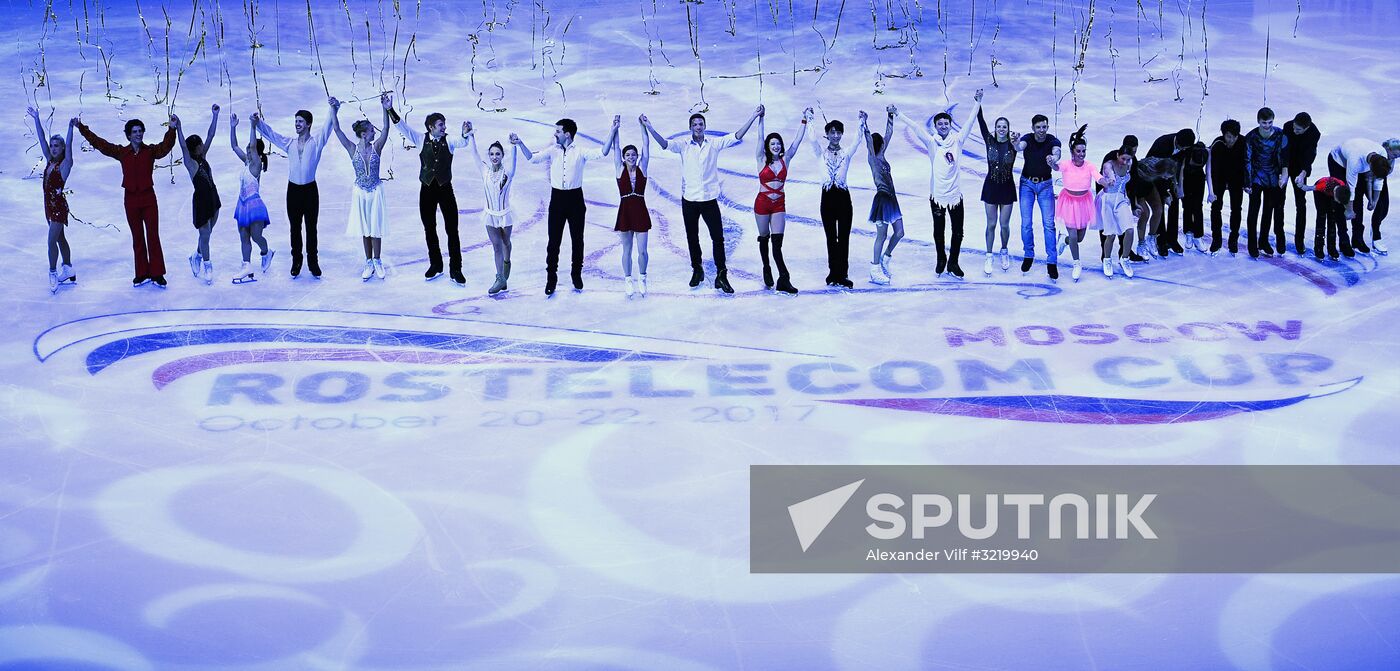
[34,310,1363,426]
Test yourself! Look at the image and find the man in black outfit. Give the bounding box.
[1206,120,1248,255]
[1283,112,1321,256]
[1146,128,1195,256]
[386,94,471,285]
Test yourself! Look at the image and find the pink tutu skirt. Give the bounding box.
[1055,190,1096,230]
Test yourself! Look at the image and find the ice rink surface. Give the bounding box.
[3,0,1400,668]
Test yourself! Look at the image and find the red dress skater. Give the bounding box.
[615,168,652,232]
[44,162,69,225]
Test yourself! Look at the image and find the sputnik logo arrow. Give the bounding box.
[788,479,864,552]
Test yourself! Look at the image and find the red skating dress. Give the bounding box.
[614,167,652,232]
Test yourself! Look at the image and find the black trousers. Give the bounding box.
[287,181,320,264]
[1210,180,1244,252]
[820,187,853,281]
[420,181,462,273]
[1287,168,1312,252]
[930,199,965,270]
[1159,180,1181,254]
[1183,180,1205,239]
[546,188,586,277]
[1247,185,1285,255]
[681,198,727,273]
[1312,190,1353,258]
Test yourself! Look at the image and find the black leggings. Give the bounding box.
[1312,190,1353,258]
[930,199,965,271]
[682,198,728,273]
[1247,185,1285,255]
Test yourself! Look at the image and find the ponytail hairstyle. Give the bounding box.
[1068,124,1089,152]
[256,138,269,171]
[871,133,885,155]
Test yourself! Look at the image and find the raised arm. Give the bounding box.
[613,122,624,175]
[881,111,895,156]
[172,114,198,179]
[510,132,533,163]
[229,113,248,164]
[373,96,391,154]
[977,106,992,144]
[507,141,518,179]
[603,115,620,158]
[252,112,289,151]
[754,112,766,164]
[150,120,178,158]
[393,115,424,146]
[639,117,651,173]
[28,108,53,163]
[203,104,220,157]
[330,100,354,155]
[61,117,75,174]
[786,108,814,161]
[465,126,483,167]
[641,115,668,150]
[733,105,763,142]
[893,107,934,149]
[75,120,122,158]
[956,90,984,147]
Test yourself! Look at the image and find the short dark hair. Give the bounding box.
[824,120,843,134]
[425,112,446,131]
[1031,114,1049,127]
[1257,107,1275,122]
[933,112,953,125]
[556,118,577,139]
[871,133,885,155]
[622,144,638,156]
[1368,153,1392,178]
[1221,119,1242,136]
[185,134,203,156]
[1293,112,1312,127]
[688,113,706,126]
[1174,128,1196,147]
[124,119,145,138]
[1187,143,1209,167]
[1332,183,1352,203]
[1121,134,1139,154]
[296,109,314,126]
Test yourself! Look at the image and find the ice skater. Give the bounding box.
[226,113,274,284]
[331,95,393,281]
[643,106,762,294]
[1244,107,1290,258]
[976,102,1018,275]
[466,125,519,295]
[863,108,903,285]
[1094,145,1137,278]
[1295,174,1354,260]
[516,118,614,295]
[1206,120,1248,256]
[254,99,336,278]
[28,107,77,293]
[894,88,984,278]
[172,105,221,285]
[753,106,813,294]
[1283,112,1322,256]
[613,115,654,298]
[1145,128,1195,255]
[386,94,471,285]
[1014,112,1062,278]
[1327,138,1396,256]
[1180,142,1209,254]
[76,113,178,287]
[811,113,864,288]
[1048,126,1109,281]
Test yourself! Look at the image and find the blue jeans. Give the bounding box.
[1019,178,1057,265]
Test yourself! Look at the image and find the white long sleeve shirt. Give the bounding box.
[255,106,335,185]
[665,133,739,202]
[529,141,606,190]
[810,134,865,191]
[899,104,980,206]
[1329,139,1387,193]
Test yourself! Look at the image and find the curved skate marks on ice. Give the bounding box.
[823,377,1362,424]
[32,308,830,386]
